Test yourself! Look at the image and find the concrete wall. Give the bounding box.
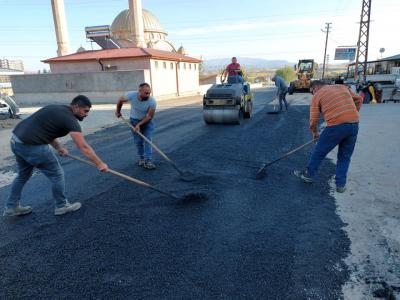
[49,58,151,73]
[149,59,178,98]
[177,61,200,96]
[11,70,150,106]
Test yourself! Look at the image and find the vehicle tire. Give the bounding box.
[243,101,252,118]
[288,83,295,95]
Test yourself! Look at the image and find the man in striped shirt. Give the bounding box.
[294,81,363,193]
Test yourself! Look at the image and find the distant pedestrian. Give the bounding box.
[294,81,363,193]
[4,95,108,217]
[115,83,157,170]
[271,74,288,111]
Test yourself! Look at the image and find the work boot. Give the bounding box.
[138,158,145,166]
[3,205,32,217]
[293,170,313,183]
[54,202,81,216]
[336,186,346,193]
[143,160,156,170]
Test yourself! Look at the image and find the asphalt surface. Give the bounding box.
[0,89,350,299]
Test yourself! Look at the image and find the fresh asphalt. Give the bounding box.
[0,89,350,299]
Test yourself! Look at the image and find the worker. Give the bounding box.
[4,95,108,217]
[294,81,363,193]
[271,74,288,111]
[224,57,242,84]
[115,82,157,170]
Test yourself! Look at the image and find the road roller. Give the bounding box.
[203,77,252,124]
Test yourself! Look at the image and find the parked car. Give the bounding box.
[0,94,19,118]
[0,99,12,118]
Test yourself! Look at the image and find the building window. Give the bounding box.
[163,61,167,69]
[170,62,174,69]
[154,61,158,69]
[184,63,186,69]
[189,64,192,70]
[194,64,197,70]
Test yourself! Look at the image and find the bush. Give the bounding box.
[275,67,296,83]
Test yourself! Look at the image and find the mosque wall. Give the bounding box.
[10,70,150,106]
[150,59,178,97]
[177,61,200,96]
[49,59,150,74]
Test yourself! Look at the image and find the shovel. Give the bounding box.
[267,97,280,114]
[120,116,197,182]
[66,154,179,200]
[255,138,318,179]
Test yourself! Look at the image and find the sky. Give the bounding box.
[1,0,399,72]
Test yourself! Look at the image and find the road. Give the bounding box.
[0,89,350,299]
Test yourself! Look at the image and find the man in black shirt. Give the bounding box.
[4,95,108,217]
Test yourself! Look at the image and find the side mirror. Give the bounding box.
[294,65,297,71]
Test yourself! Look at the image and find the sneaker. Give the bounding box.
[143,160,156,170]
[54,202,81,216]
[293,170,313,183]
[336,186,346,193]
[138,159,145,166]
[3,205,32,217]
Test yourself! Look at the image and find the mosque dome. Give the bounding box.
[177,45,188,56]
[76,46,86,53]
[111,9,167,41]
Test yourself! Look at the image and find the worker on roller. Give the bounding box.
[4,95,108,217]
[224,57,243,84]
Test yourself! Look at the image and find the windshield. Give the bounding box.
[299,62,313,71]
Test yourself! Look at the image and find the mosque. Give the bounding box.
[11,0,201,105]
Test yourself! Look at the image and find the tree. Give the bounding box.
[275,67,296,83]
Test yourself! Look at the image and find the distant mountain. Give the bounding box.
[203,57,294,72]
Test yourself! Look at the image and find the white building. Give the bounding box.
[43,48,201,98]
[11,0,201,105]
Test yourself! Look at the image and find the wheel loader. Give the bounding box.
[203,71,252,124]
[288,59,317,94]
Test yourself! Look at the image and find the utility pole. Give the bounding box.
[326,54,330,74]
[321,22,332,79]
[354,0,372,82]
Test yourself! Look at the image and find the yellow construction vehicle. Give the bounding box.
[288,59,317,94]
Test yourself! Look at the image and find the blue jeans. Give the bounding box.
[278,92,288,110]
[307,123,359,187]
[6,136,67,209]
[130,119,154,161]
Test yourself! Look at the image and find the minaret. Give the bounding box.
[51,0,70,56]
[128,0,146,48]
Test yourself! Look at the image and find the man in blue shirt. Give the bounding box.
[271,75,288,111]
[115,83,157,170]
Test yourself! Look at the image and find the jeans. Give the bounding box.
[307,123,359,187]
[130,119,154,161]
[6,136,67,209]
[278,92,288,110]
[227,75,243,84]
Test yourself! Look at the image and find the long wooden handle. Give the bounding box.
[120,116,173,164]
[120,116,184,176]
[66,154,178,199]
[257,138,317,174]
